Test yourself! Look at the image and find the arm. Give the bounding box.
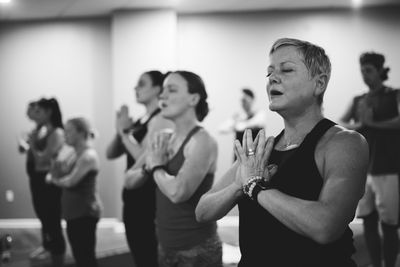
[120,114,174,160]
[339,99,362,130]
[124,116,174,189]
[152,130,217,204]
[364,91,400,129]
[120,133,144,159]
[123,153,148,189]
[105,133,125,159]
[31,128,64,164]
[196,161,243,222]
[256,130,368,244]
[52,149,99,188]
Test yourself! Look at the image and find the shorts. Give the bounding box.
[357,173,400,225]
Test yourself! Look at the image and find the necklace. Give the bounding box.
[281,136,305,150]
[282,142,300,150]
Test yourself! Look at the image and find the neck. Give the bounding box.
[173,114,199,140]
[145,98,160,116]
[74,140,90,156]
[281,107,323,145]
[368,81,384,94]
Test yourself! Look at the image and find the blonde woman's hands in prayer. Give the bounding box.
[234,129,277,188]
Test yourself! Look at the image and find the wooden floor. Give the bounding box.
[1,218,399,267]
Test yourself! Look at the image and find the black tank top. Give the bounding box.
[238,119,357,267]
[156,126,217,249]
[122,108,160,205]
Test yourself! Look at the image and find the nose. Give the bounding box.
[268,72,280,85]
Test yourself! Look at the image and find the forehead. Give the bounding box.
[139,73,152,83]
[269,45,303,64]
[164,73,187,87]
[65,122,76,130]
[361,63,378,72]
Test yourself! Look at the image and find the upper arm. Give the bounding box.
[63,150,99,187]
[340,100,356,123]
[318,130,369,226]
[174,131,218,201]
[38,129,65,159]
[106,134,125,159]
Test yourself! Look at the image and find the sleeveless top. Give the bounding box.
[238,119,357,267]
[156,126,217,250]
[353,87,400,174]
[61,151,102,220]
[30,127,63,173]
[122,108,160,205]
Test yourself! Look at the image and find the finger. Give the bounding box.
[253,131,260,149]
[234,139,245,163]
[242,130,248,153]
[233,142,241,164]
[246,129,254,152]
[267,164,278,177]
[261,136,275,165]
[255,129,266,158]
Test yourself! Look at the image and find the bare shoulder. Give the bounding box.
[52,127,65,138]
[316,124,368,166]
[187,127,218,153]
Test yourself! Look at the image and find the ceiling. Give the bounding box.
[0,0,399,21]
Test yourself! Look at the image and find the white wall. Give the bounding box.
[1,6,400,219]
[177,7,400,183]
[0,18,115,217]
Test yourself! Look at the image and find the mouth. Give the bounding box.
[269,89,283,97]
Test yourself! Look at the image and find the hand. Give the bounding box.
[116,105,133,135]
[360,107,374,126]
[146,131,171,169]
[234,129,275,187]
[17,137,29,153]
[357,98,374,126]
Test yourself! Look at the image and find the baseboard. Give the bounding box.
[0,215,362,230]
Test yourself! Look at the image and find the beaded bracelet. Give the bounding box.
[242,176,263,197]
[243,175,272,202]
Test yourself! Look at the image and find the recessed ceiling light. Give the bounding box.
[352,0,363,8]
[0,0,11,4]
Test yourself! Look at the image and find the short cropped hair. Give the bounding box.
[270,38,331,105]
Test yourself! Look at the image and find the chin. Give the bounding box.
[161,110,173,120]
[269,102,281,112]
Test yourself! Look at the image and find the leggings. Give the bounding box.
[29,171,65,255]
[66,216,99,267]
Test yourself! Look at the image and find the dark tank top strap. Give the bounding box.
[178,126,202,151]
[300,118,336,149]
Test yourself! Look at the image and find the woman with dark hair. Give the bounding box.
[49,117,102,267]
[106,70,173,267]
[125,71,222,267]
[26,97,66,265]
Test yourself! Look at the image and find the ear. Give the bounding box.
[189,93,200,107]
[314,73,328,98]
